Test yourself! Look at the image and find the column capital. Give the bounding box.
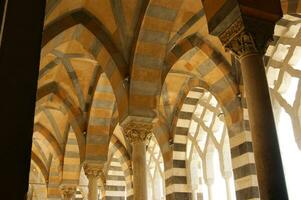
[60,185,76,198]
[122,120,153,144]
[201,0,282,59]
[219,17,275,58]
[83,163,104,178]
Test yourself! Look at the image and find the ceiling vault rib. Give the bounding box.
[31,151,49,183]
[167,9,205,50]
[42,8,128,77]
[128,0,150,73]
[34,122,64,161]
[110,0,130,61]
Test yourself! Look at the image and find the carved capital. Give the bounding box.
[123,121,153,144]
[84,163,103,178]
[218,17,275,58]
[60,185,76,198]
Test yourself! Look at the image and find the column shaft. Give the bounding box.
[84,164,103,200]
[88,175,99,200]
[122,119,152,200]
[224,177,232,200]
[240,53,288,199]
[207,183,214,200]
[132,141,147,200]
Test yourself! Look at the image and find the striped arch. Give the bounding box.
[164,82,206,199]
[161,35,246,197]
[47,157,63,199]
[107,135,133,199]
[105,154,127,200]
[164,41,258,198]
[164,33,241,128]
[61,127,81,187]
[41,9,128,120]
[31,151,49,184]
[164,32,231,84]
[154,76,208,178]
[29,161,48,200]
[86,73,117,165]
[34,122,64,162]
[167,85,258,200]
[40,39,102,119]
[163,34,257,197]
[36,81,85,162]
[129,0,184,118]
[42,8,126,74]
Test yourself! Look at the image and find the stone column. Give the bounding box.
[60,185,76,200]
[201,1,288,198]
[123,121,152,200]
[222,25,288,199]
[84,164,103,200]
[206,179,214,200]
[223,171,233,200]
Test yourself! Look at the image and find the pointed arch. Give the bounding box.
[108,135,133,198]
[42,23,128,120]
[129,0,184,118]
[85,73,117,165]
[42,8,127,76]
[47,157,63,199]
[164,33,232,83]
[31,151,49,184]
[36,81,85,162]
[34,122,63,162]
[61,127,81,186]
[166,86,258,199]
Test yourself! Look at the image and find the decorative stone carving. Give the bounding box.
[224,31,259,58]
[217,17,275,58]
[219,18,244,45]
[123,121,153,144]
[60,185,76,199]
[84,164,103,178]
[99,169,106,187]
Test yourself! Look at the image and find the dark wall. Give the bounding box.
[0,0,45,199]
[0,0,6,28]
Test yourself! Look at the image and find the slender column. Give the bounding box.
[206,148,215,200]
[84,164,103,200]
[223,171,233,200]
[60,185,76,200]
[206,179,214,200]
[123,121,152,200]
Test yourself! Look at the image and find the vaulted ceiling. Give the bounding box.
[30,0,301,194]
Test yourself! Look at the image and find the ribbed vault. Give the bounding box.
[28,1,301,199]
